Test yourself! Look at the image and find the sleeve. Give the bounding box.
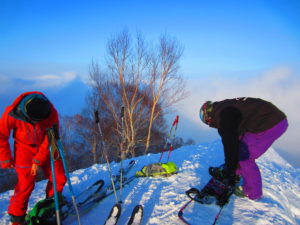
[0,111,15,167]
[32,107,59,166]
[217,107,242,174]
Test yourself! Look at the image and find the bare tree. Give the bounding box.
[88,29,186,159]
[145,34,186,153]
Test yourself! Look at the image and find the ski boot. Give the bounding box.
[9,214,26,225]
[209,165,227,180]
[186,175,233,206]
[209,165,240,186]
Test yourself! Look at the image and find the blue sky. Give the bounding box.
[0,0,300,166]
[1,1,299,76]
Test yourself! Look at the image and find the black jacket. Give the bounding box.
[209,97,286,173]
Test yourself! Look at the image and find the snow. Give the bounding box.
[0,140,299,225]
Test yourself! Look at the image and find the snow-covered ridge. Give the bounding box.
[0,141,299,224]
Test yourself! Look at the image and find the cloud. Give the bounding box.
[0,72,77,93]
[176,66,300,167]
[22,72,77,88]
[0,75,13,94]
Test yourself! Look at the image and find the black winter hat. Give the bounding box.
[25,97,51,121]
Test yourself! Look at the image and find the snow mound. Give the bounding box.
[0,140,299,225]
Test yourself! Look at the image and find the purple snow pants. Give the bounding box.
[236,119,288,200]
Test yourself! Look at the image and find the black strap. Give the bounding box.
[185,187,201,200]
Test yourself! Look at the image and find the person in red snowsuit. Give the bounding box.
[0,91,67,225]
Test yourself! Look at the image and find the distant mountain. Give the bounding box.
[46,76,89,116]
[0,76,89,116]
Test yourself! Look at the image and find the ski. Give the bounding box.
[76,179,105,205]
[64,164,138,217]
[104,204,143,225]
[107,160,136,192]
[113,160,136,180]
[65,110,138,223]
[127,204,144,225]
[109,160,136,189]
[104,203,122,225]
[78,160,135,205]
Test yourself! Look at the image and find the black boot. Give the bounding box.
[9,214,26,225]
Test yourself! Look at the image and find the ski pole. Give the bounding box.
[47,129,61,225]
[159,121,175,162]
[49,125,82,225]
[212,205,224,225]
[94,113,105,164]
[159,115,179,162]
[94,110,119,203]
[167,115,179,162]
[119,106,125,204]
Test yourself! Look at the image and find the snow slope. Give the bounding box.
[0,140,299,225]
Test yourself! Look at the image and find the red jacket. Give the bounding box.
[0,91,59,167]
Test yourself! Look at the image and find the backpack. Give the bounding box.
[136,162,178,177]
[25,198,57,225]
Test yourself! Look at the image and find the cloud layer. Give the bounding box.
[0,67,299,167]
[0,72,77,93]
[0,72,81,115]
[23,72,77,88]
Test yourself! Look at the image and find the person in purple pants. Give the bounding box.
[199,97,288,200]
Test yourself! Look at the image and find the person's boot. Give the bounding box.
[9,214,26,225]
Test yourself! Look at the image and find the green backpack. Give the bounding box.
[25,198,58,225]
[136,162,178,177]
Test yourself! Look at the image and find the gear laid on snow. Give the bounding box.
[136,162,178,177]
[25,159,136,224]
[25,194,67,225]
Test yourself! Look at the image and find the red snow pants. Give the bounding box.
[8,160,66,216]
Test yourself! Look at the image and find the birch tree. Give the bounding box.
[88,30,186,158]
